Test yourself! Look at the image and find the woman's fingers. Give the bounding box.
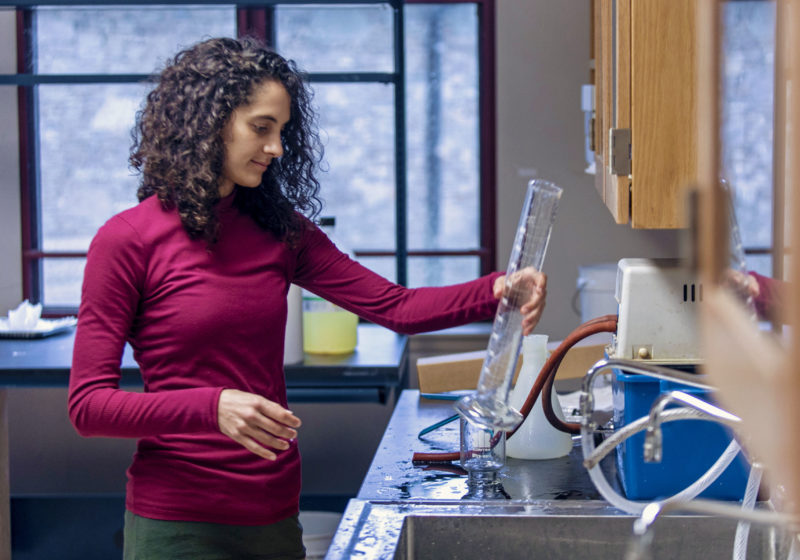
[257,399,302,431]
[521,297,546,335]
[493,274,506,299]
[492,268,547,336]
[520,279,546,313]
[217,389,302,460]
[235,433,281,461]
[516,268,547,335]
[723,268,760,301]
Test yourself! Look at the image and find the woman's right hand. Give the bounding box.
[723,268,760,302]
[217,389,302,460]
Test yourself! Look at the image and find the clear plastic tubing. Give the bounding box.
[455,179,563,431]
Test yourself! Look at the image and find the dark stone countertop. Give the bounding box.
[357,389,621,502]
[0,323,408,403]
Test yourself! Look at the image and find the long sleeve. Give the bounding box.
[68,214,222,438]
[749,271,786,322]
[292,221,502,334]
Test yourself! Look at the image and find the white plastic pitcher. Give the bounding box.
[506,334,573,460]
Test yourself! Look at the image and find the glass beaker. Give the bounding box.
[460,417,509,499]
[460,416,506,472]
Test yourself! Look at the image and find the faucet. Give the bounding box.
[580,358,715,431]
[634,499,791,536]
[643,390,741,463]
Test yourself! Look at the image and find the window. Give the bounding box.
[721,0,776,277]
[28,5,237,309]
[7,0,496,314]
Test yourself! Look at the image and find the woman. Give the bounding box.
[68,37,547,559]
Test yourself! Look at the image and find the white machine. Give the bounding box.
[608,258,702,364]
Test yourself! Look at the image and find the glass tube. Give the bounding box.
[455,179,562,430]
[721,179,758,320]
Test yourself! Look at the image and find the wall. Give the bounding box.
[0,1,682,506]
[495,0,680,342]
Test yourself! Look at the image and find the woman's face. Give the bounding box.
[219,80,291,197]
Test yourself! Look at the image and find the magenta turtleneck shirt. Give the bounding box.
[68,191,501,525]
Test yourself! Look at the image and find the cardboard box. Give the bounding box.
[415,350,497,394]
[415,340,607,394]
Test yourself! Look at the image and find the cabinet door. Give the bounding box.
[630,0,696,228]
[592,0,696,229]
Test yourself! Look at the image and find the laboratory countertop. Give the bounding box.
[326,391,775,559]
[356,389,616,502]
[0,323,408,402]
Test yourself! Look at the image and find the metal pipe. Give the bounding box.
[583,406,721,471]
[633,499,798,538]
[580,358,715,431]
[643,390,741,463]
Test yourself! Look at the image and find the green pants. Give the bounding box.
[123,510,306,560]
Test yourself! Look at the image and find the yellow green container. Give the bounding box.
[302,298,358,354]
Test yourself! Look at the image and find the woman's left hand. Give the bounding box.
[493,267,547,336]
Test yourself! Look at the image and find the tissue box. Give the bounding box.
[415,341,605,394]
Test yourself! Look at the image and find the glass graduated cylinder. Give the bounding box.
[455,179,562,431]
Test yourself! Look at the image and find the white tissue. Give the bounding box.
[7,300,43,330]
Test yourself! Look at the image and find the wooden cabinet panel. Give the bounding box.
[592,0,696,229]
[630,0,696,228]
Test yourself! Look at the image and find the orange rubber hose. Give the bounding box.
[512,315,617,438]
[412,314,618,464]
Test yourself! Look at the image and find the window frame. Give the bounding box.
[4,0,496,315]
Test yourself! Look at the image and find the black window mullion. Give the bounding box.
[17,7,42,304]
[477,0,496,275]
[29,84,43,303]
[305,72,397,84]
[392,0,406,286]
[0,74,154,85]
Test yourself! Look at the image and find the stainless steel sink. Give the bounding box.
[394,513,763,559]
[327,499,789,560]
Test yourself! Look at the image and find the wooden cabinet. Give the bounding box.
[592,0,696,228]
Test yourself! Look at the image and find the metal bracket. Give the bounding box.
[609,128,631,176]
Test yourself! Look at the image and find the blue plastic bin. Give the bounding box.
[612,369,749,501]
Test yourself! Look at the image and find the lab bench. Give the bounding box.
[0,322,408,402]
[328,390,775,559]
[356,390,610,503]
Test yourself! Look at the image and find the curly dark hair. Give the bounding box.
[130,36,323,244]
